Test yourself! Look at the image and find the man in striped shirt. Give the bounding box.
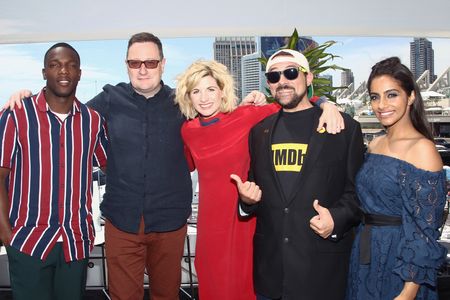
[0,43,108,300]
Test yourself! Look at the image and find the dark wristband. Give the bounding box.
[313,96,327,107]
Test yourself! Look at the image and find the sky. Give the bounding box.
[0,36,449,105]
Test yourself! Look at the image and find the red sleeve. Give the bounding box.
[235,103,280,127]
[181,122,195,172]
[93,117,108,169]
[184,143,195,172]
[309,96,320,103]
[0,111,17,169]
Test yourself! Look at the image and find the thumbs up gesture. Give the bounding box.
[230,174,262,205]
[309,200,334,239]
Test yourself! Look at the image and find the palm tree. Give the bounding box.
[258,29,347,101]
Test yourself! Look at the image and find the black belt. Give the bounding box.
[359,213,402,264]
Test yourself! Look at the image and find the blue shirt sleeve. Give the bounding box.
[393,168,447,286]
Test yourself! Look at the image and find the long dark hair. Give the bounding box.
[368,57,433,140]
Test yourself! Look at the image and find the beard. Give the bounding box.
[274,84,307,110]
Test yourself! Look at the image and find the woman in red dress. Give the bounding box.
[175,60,342,300]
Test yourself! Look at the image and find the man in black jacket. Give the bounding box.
[232,49,365,300]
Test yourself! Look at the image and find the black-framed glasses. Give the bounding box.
[265,67,307,84]
[126,59,160,69]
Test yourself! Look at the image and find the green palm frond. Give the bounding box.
[260,28,348,102]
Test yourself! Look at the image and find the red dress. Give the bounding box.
[182,104,279,300]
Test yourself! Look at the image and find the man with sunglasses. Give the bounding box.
[5,36,346,300]
[233,49,365,300]
[84,32,192,300]
[5,32,192,300]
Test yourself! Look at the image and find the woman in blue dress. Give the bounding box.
[346,57,447,300]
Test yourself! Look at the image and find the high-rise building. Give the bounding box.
[214,37,256,100]
[259,36,317,63]
[410,38,436,83]
[241,36,318,100]
[341,69,354,90]
[241,52,265,99]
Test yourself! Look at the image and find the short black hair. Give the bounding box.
[127,32,164,59]
[44,42,80,66]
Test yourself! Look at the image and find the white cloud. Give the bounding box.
[162,38,214,86]
[0,44,126,104]
[0,37,448,105]
[0,46,43,81]
[433,38,450,77]
[324,39,404,86]
[0,46,42,104]
[322,37,450,89]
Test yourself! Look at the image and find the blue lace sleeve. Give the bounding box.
[393,168,447,287]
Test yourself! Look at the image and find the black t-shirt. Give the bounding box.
[271,107,315,199]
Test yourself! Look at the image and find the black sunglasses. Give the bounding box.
[265,67,307,84]
[126,59,160,69]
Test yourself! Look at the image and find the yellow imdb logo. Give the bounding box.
[271,143,308,172]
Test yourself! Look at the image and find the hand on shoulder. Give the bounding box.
[240,91,267,106]
[3,89,32,111]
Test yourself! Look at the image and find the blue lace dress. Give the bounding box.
[346,153,447,300]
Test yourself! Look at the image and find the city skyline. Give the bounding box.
[0,36,449,104]
[214,36,256,100]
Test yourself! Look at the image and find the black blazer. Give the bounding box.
[243,107,364,300]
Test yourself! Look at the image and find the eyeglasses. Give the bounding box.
[265,67,307,84]
[126,59,160,69]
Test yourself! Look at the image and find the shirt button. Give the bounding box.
[284,208,289,213]
[284,237,289,243]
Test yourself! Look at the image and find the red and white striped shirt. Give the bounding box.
[0,89,108,261]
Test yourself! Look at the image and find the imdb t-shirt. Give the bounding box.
[271,107,315,199]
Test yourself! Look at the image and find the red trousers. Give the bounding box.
[104,219,187,300]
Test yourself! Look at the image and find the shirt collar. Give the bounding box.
[198,111,226,127]
[199,117,220,126]
[36,88,81,115]
[128,80,168,98]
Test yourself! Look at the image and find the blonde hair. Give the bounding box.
[175,60,237,119]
